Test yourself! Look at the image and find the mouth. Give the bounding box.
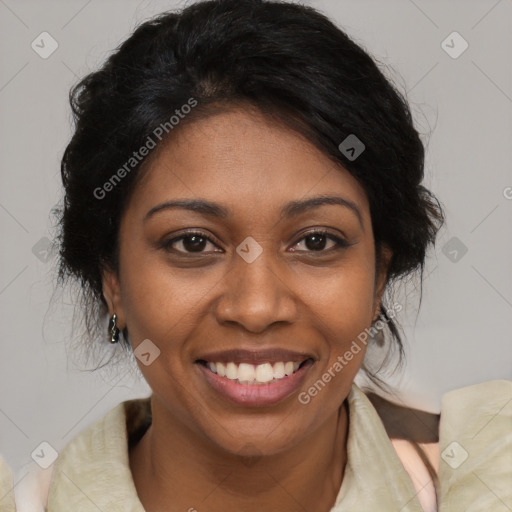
[196,358,314,385]
[194,350,315,407]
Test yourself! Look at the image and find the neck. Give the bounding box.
[130,398,349,512]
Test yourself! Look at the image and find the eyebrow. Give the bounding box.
[144,195,363,229]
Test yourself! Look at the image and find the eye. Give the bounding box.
[160,229,350,255]
[289,230,349,253]
[161,231,222,254]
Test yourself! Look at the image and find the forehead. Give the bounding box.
[127,108,370,222]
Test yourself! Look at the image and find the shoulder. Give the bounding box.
[13,404,127,512]
[440,378,511,412]
[368,379,512,511]
[439,378,512,445]
[437,379,512,509]
[35,398,150,511]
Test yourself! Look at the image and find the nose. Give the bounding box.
[214,249,299,334]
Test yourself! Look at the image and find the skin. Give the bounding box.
[102,106,393,512]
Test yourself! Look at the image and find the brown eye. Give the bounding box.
[290,230,349,253]
[180,235,208,252]
[161,232,222,254]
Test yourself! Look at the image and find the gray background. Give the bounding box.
[1,0,511,484]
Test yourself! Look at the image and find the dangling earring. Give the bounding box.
[108,313,120,343]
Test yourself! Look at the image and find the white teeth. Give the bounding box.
[238,363,255,382]
[225,362,238,380]
[206,360,308,384]
[216,362,226,377]
[273,362,285,379]
[255,363,274,383]
[284,362,295,376]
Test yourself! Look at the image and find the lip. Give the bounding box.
[196,358,315,407]
[195,347,314,365]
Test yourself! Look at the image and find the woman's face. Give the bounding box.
[103,107,391,456]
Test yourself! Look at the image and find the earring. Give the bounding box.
[108,313,120,343]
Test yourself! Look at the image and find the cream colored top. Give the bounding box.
[24,379,512,511]
[0,455,16,512]
[437,379,512,511]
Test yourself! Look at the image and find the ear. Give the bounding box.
[372,244,393,323]
[101,267,126,329]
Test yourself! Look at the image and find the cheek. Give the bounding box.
[304,259,376,376]
[117,240,207,346]
[308,261,376,336]
[118,252,208,411]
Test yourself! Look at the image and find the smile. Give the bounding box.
[196,358,315,406]
[198,359,312,385]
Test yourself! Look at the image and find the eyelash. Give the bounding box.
[160,229,350,255]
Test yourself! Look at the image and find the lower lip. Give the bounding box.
[196,360,314,407]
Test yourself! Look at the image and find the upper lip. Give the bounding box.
[195,348,315,365]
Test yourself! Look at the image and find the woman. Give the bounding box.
[34,0,510,511]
